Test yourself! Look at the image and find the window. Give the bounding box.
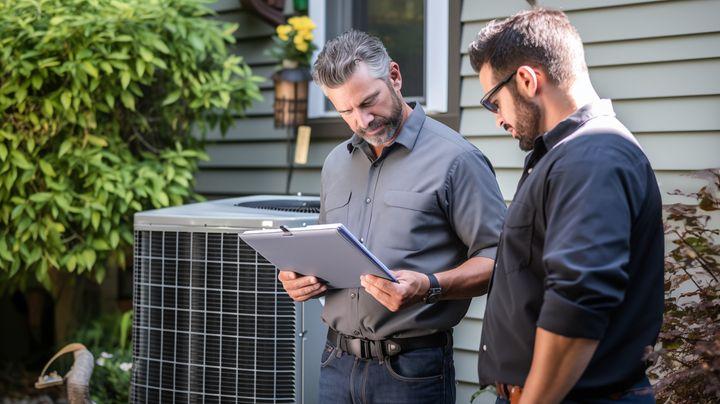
[308,0,449,118]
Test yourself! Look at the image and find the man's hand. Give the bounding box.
[278,270,327,302]
[360,270,430,312]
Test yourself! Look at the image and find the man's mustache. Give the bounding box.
[359,118,389,135]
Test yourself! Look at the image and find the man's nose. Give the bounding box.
[355,109,374,129]
[495,114,505,129]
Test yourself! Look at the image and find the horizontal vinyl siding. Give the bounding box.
[197,2,328,198]
[455,1,720,402]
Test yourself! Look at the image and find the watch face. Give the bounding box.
[425,288,442,304]
[425,294,440,304]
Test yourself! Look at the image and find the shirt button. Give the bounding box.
[365,197,372,204]
[482,344,487,352]
[353,330,360,336]
[360,237,364,243]
[527,167,533,174]
[350,293,356,298]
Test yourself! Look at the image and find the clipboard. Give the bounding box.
[240,223,397,289]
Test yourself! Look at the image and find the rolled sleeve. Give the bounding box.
[537,151,639,339]
[444,150,506,260]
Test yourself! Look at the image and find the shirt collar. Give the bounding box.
[346,102,425,154]
[539,99,616,151]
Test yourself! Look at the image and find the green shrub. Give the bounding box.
[0,0,263,291]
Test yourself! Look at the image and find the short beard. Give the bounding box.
[510,88,542,152]
[358,83,404,147]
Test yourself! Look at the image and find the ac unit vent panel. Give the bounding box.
[132,230,297,403]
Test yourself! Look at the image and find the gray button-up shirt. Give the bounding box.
[319,103,506,339]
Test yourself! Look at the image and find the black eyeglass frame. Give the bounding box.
[480,71,516,113]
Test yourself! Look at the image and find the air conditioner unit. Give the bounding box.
[130,195,326,403]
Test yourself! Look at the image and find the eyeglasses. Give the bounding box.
[480,71,516,113]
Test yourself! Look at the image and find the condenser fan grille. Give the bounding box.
[131,230,296,403]
[234,199,321,214]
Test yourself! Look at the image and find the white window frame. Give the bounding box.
[307,0,449,118]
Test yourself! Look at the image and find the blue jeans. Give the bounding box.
[494,377,655,404]
[318,340,456,404]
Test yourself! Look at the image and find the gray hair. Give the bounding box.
[312,30,391,89]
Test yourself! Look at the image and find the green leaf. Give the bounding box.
[120,70,131,90]
[60,91,72,110]
[157,191,170,206]
[31,75,43,90]
[11,150,33,170]
[49,16,66,25]
[138,47,154,62]
[105,93,115,108]
[100,61,113,74]
[81,62,99,78]
[92,239,110,250]
[91,211,101,230]
[0,238,14,262]
[86,135,108,147]
[162,90,181,106]
[152,38,171,54]
[0,143,7,161]
[120,91,135,110]
[67,255,77,272]
[39,160,56,177]
[29,192,52,203]
[42,99,53,117]
[136,59,145,77]
[109,230,120,248]
[82,249,96,268]
[59,139,72,157]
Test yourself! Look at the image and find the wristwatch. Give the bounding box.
[422,273,442,304]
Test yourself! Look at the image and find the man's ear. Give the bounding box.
[388,61,402,92]
[515,65,541,98]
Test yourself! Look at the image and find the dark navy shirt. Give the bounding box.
[477,100,664,398]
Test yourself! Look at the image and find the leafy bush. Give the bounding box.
[0,0,263,291]
[649,169,720,402]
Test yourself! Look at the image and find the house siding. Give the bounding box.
[197,1,720,403]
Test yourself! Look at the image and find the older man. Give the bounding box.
[278,30,506,403]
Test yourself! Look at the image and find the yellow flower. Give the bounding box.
[293,34,308,52]
[296,41,309,53]
[288,16,316,32]
[276,24,292,41]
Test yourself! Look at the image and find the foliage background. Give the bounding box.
[0,0,262,298]
[649,169,720,403]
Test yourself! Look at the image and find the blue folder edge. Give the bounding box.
[336,224,398,283]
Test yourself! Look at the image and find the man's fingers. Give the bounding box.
[294,282,324,298]
[362,274,398,295]
[278,272,319,289]
[361,277,397,310]
[289,284,327,302]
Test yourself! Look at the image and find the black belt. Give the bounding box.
[327,328,452,360]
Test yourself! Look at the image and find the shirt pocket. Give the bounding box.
[381,190,439,251]
[323,190,351,225]
[384,190,438,213]
[499,201,534,273]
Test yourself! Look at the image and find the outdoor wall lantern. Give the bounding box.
[272,66,311,128]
